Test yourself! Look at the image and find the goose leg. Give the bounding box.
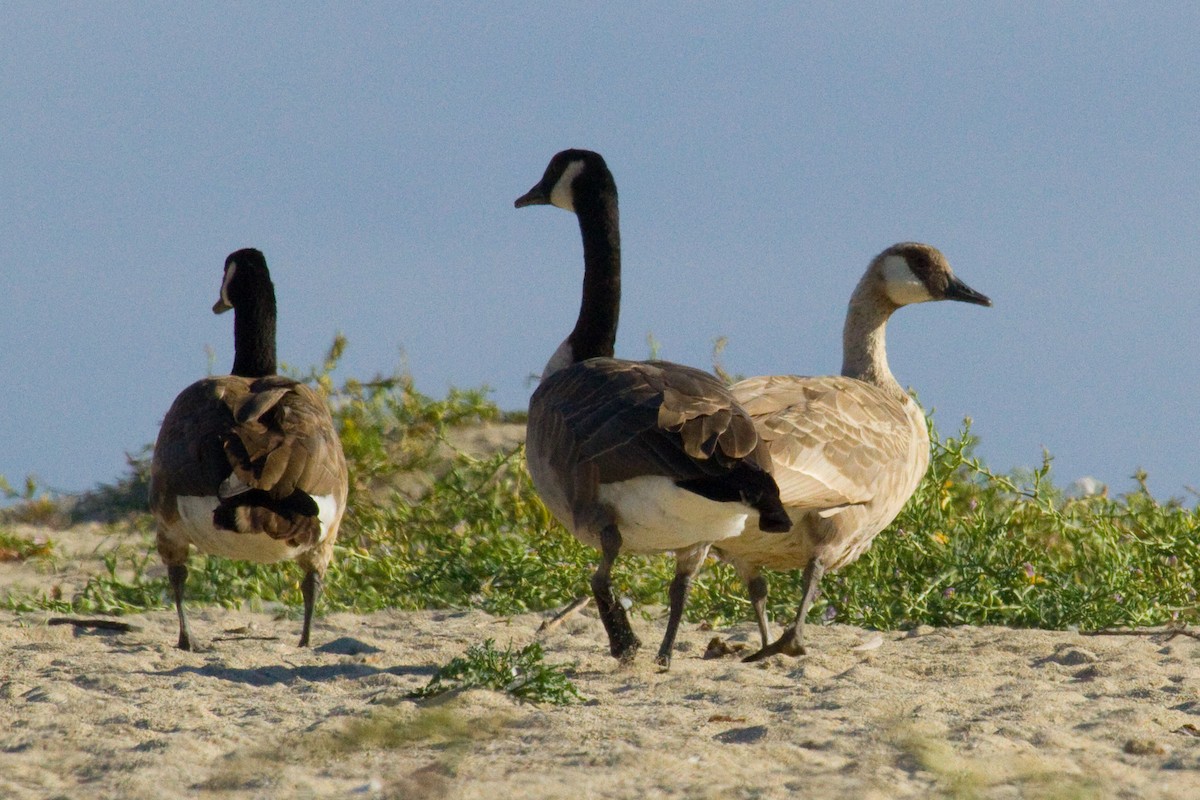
[743,557,824,662]
[299,569,322,648]
[591,524,641,662]
[168,564,193,651]
[655,544,709,669]
[747,572,771,649]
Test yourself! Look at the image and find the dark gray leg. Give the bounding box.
[655,546,708,669]
[743,557,825,662]
[299,569,322,648]
[168,564,193,651]
[590,524,641,662]
[747,572,771,648]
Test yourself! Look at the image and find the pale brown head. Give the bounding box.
[870,242,991,309]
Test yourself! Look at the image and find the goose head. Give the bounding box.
[213,247,278,378]
[515,149,615,213]
[214,248,274,315]
[872,242,991,309]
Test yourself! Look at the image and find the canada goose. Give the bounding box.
[714,242,991,661]
[149,248,348,650]
[515,149,790,668]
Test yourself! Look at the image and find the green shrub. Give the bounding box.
[409,638,584,705]
[4,337,1196,637]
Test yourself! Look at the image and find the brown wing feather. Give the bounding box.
[731,374,914,511]
[151,375,346,544]
[534,358,762,485]
[150,378,251,522]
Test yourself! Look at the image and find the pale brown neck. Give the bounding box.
[841,275,906,401]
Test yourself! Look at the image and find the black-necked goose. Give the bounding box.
[515,149,790,668]
[149,248,348,650]
[714,242,991,661]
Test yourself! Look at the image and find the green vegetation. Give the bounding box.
[2,337,1197,638]
[409,638,584,705]
[793,421,1200,631]
[0,527,54,562]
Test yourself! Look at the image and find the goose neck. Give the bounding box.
[565,189,620,364]
[231,292,277,378]
[841,280,904,399]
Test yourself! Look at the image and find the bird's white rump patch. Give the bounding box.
[598,475,749,554]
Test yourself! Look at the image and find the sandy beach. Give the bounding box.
[2,522,1199,799]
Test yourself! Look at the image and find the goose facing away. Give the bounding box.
[149,248,348,650]
[714,242,991,661]
[516,149,790,667]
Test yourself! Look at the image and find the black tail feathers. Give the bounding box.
[674,463,791,532]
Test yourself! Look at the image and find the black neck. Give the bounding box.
[566,186,620,361]
[231,291,277,378]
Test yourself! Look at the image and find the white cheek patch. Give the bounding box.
[549,160,585,212]
[218,260,238,306]
[881,254,934,306]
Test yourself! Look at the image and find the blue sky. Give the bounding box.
[2,3,1197,500]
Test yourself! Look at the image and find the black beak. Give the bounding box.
[514,184,550,208]
[944,275,992,307]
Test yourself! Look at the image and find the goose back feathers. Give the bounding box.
[151,375,345,553]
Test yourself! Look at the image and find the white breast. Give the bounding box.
[597,476,749,554]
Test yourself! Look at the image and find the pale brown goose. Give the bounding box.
[149,248,348,650]
[714,242,991,661]
[515,149,790,668]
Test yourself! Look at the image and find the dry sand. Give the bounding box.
[3,523,1200,799]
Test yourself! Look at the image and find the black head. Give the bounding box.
[214,248,274,315]
[514,149,615,212]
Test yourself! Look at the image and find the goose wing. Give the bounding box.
[221,376,346,502]
[150,377,252,517]
[531,357,764,487]
[731,374,915,513]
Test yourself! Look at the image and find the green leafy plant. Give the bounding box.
[408,638,584,705]
[0,528,54,562]
[0,473,71,528]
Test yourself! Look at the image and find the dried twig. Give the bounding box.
[47,617,140,633]
[1080,626,1200,642]
[538,596,591,633]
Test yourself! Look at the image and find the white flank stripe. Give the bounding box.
[312,493,341,544]
[597,475,749,554]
